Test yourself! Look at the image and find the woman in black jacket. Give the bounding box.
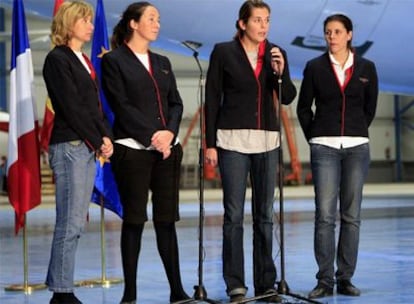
[296,14,378,299]
[205,1,296,302]
[43,1,113,303]
[101,2,189,304]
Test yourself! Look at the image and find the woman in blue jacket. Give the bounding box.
[205,1,296,302]
[296,14,378,299]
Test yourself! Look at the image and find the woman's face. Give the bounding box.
[239,7,270,44]
[324,20,352,54]
[70,15,94,45]
[131,6,160,42]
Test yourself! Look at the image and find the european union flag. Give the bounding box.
[90,0,122,218]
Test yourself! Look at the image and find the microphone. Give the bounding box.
[182,40,202,56]
[270,44,283,78]
[181,40,204,80]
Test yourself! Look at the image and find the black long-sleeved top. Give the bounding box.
[296,52,378,141]
[43,45,111,151]
[205,39,297,148]
[101,44,183,147]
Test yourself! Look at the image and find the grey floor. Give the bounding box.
[1,184,413,304]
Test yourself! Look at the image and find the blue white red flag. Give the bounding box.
[8,0,41,234]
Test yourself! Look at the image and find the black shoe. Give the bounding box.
[261,289,282,303]
[49,292,82,304]
[337,280,361,296]
[230,293,245,303]
[308,283,333,299]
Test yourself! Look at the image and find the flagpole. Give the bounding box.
[80,0,123,287]
[99,197,108,284]
[5,215,46,293]
[75,197,122,288]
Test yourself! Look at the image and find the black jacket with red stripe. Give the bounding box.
[297,52,378,141]
[205,39,297,149]
[43,45,112,151]
[101,44,183,147]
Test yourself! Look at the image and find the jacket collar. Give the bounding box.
[119,43,163,77]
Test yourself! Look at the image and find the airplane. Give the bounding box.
[1,0,413,96]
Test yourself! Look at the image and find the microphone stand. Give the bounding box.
[182,41,219,304]
[236,73,323,304]
[275,74,323,304]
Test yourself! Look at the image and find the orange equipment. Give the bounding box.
[281,106,302,185]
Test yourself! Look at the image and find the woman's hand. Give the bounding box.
[270,46,284,76]
[161,147,171,160]
[205,148,218,167]
[151,130,174,159]
[99,136,113,158]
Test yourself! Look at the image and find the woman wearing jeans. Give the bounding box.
[205,1,296,302]
[42,1,113,303]
[296,13,378,299]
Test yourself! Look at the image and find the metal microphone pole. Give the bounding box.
[182,41,219,304]
[276,74,289,295]
[275,73,323,304]
[237,55,323,303]
[233,72,286,304]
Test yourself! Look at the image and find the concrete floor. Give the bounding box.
[0,184,413,304]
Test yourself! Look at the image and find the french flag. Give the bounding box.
[7,0,41,234]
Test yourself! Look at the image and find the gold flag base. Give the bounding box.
[4,283,47,293]
[5,217,48,294]
[75,277,123,288]
[70,198,124,289]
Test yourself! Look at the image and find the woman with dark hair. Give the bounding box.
[42,1,113,303]
[297,14,378,299]
[205,0,297,302]
[101,2,189,304]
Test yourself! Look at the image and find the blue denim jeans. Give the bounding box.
[46,141,96,292]
[310,143,370,288]
[218,148,278,296]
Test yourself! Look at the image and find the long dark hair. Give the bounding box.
[324,14,353,49]
[234,0,271,39]
[111,1,153,49]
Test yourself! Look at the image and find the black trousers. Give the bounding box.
[111,143,183,224]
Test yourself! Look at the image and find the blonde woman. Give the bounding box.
[43,1,113,303]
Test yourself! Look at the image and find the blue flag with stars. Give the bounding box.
[90,0,122,218]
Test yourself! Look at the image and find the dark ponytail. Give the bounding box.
[111,1,152,49]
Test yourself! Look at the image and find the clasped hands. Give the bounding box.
[151,130,174,159]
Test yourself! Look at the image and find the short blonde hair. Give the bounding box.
[50,0,94,46]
